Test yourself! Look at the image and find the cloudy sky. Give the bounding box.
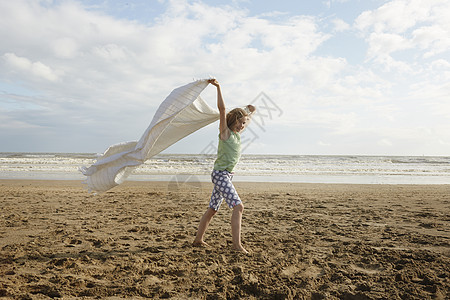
[1,0,449,156]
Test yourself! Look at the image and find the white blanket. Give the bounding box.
[80,79,219,192]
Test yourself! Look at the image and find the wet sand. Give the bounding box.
[0,180,449,299]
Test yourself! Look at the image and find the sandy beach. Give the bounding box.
[0,179,448,299]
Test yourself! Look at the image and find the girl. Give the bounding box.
[193,79,255,253]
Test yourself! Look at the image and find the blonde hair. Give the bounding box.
[226,108,248,129]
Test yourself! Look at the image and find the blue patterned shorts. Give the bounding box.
[209,170,242,211]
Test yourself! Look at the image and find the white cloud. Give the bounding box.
[430,59,450,70]
[366,32,412,59]
[355,0,432,34]
[51,37,80,59]
[355,0,450,61]
[92,44,130,61]
[413,25,450,58]
[3,53,60,82]
[331,18,350,32]
[323,0,351,9]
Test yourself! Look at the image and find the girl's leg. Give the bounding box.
[231,203,248,253]
[193,207,217,246]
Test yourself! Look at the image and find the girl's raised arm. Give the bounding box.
[208,79,229,140]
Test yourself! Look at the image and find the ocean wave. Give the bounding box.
[1,153,449,184]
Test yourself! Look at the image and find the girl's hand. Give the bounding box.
[208,79,220,87]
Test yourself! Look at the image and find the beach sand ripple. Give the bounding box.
[0,180,449,299]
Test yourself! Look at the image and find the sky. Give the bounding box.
[1,0,449,156]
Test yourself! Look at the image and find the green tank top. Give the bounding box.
[213,130,241,172]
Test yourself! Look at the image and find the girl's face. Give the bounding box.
[233,116,249,133]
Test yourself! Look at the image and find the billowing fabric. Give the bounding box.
[81,79,219,192]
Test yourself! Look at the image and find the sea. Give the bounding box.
[0,152,449,185]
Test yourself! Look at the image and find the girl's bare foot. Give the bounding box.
[192,240,209,247]
[232,245,249,254]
